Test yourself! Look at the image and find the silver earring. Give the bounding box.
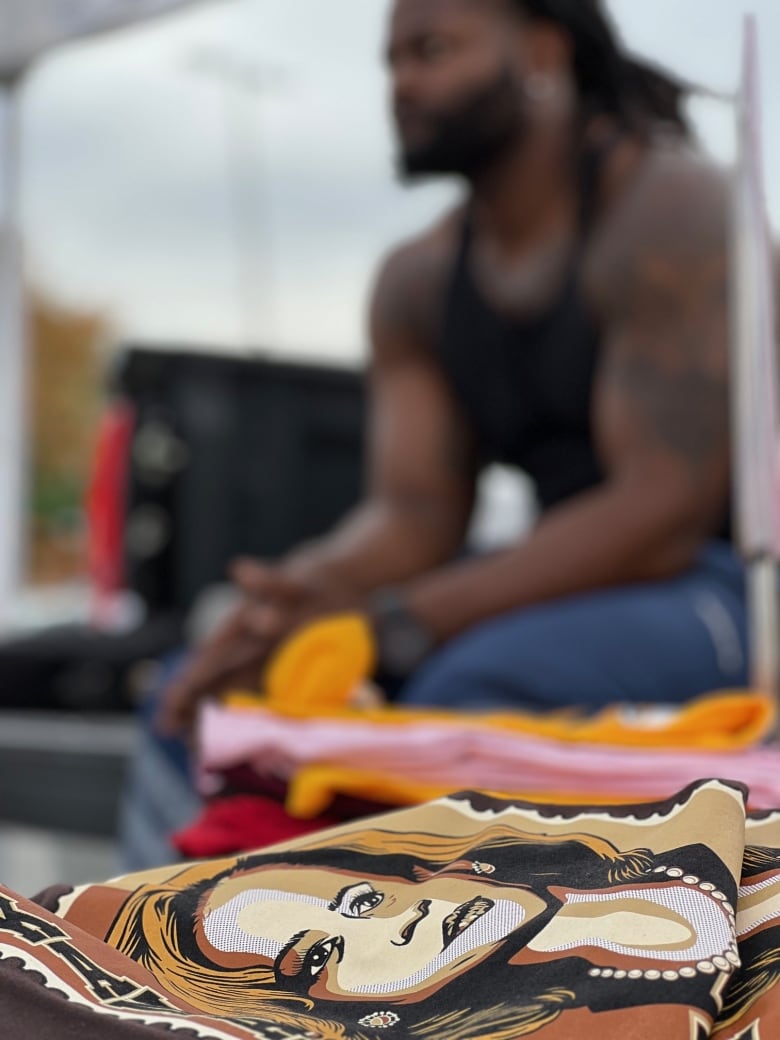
[524,73,558,104]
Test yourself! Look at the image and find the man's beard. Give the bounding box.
[396,67,526,180]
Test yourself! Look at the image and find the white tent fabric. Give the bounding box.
[0,0,209,629]
[0,0,204,83]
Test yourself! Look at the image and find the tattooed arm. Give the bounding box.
[399,153,733,641]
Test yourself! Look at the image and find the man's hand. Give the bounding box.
[156,559,358,734]
[156,599,272,736]
[229,559,316,641]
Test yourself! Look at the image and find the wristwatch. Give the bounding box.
[368,588,436,678]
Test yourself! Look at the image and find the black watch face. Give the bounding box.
[382,617,432,676]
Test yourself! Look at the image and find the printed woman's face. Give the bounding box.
[200,866,546,1000]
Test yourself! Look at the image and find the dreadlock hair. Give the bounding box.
[509,0,691,137]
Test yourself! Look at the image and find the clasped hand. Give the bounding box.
[156,558,358,733]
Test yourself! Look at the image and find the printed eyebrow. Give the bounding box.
[273,930,308,982]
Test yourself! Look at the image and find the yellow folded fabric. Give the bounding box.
[222,613,775,752]
[524,690,775,750]
[263,613,376,713]
[286,763,646,820]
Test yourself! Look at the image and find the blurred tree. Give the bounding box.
[28,295,109,585]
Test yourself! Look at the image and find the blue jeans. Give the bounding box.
[396,541,748,711]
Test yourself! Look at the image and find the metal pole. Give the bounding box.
[0,82,28,632]
[730,16,780,718]
[187,49,282,354]
[222,80,262,351]
[748,560,780,699]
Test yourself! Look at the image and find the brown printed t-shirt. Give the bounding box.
[2,778,779,1040]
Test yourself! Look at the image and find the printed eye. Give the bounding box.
[345,883,384,918]
[305,937,343,978]
[329,881,385,917]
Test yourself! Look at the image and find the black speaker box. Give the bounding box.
[0,348,365,713]
[114,346,366,615]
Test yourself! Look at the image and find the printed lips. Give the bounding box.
[442,897,495,949]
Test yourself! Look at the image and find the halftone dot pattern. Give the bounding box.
[204,887,328,959]
[740,877,778,898]
[737,875,780,936]
[547,885,734,961]
[357,900,525,995]
[202,887,526,996]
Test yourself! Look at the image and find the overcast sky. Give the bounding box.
[8,0,780,364]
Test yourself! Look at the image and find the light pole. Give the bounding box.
[187,48,284,352]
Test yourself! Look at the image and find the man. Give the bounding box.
[160,0,746,731]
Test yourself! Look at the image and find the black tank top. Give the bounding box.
[438,148,607,513]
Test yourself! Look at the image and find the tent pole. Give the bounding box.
[0,82,28,632]
[749,559,780,703]
[731,16,780,727]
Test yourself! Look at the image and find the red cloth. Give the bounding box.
[86,400,135,624]
[172,795,342,858]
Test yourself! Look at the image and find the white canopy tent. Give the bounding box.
[0,0,217,629]
[0,1,208,85]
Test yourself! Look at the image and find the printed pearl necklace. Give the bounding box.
[586,866,739,980]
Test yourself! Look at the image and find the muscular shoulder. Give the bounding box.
[587,141,730,320]
[370,205,463,360]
